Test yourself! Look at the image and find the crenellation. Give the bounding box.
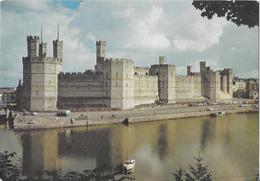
[17,34,234,111]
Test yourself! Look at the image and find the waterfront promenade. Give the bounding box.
[12,102,258,130]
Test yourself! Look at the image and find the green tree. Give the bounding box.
[173,153,212,181]
[0,151,20,181]
[192,1,259,28]
[173,167,185,181]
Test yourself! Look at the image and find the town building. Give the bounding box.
[17,32,233,111]
[233,77,259,99]
[246,80,259,99]
[0,87,16,107]
[233,77,247,98]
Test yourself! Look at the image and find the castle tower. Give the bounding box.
[96,40,106,72]
[159,56,166,64]
[53,25,63,59]
[226,69,233,95]
[200,61,206,74]
[27,35,39,58]
[96,41,106,59]
[39,28,47,57]
[200,61,206,96]
[150,56,176,104]
[18,29,62,111]
[187,66,192,75]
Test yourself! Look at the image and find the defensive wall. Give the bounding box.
[17,33,234,111]
[57,71,106,108]
[17,35,62,111]
[175,75,203,102]
[133,75,159,106]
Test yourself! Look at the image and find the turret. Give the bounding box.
[200,61,206,74]
[159,56,166,64]
[96,41,106,59]
[187,66,192,75]
[39,28,47,57]
[95,40,106,72]
[53,25,63,59]
[27,35,39,58]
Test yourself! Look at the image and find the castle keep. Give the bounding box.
[17,34,233,111]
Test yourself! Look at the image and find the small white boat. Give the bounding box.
[122,159,135,171]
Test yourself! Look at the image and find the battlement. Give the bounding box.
[53,39,63,43]
[104,58,134,64]
[134,67,150,76]
[27,35,39,41]
[134,74,158,80]
[159,56,166,64]
[151,64,175,68]
[22,56,62,64]
[96,40,106,46]
[176,75,201,81]
[58,70,103,80]
[221,68,232,75]
[187,73,201,77]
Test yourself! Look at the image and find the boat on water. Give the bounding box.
[122,159,135,171]
[210,111,226,117]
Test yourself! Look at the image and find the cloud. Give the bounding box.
[171,8,227,52]
[85,32,96,43]
[123,6,171,50]
[1,0,94,86]
[1,0,51,12]
[1,1,258,86]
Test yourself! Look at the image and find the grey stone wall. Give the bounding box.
[18,36,235,111]
[150,60,176,103]
[133,75,158,106]
[18,36,62,111]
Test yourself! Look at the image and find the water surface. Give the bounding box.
[0,113,258,181]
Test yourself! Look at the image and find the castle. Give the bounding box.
[17,31,233,111]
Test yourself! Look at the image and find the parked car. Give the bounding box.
[56,110,71,117]
[23,111,37,116]
[206,107,214,111]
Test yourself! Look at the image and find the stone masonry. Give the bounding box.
[17,33,233,111]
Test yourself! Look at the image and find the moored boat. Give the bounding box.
[122,159,135,171]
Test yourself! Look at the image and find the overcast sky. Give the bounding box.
[1,0,259,87]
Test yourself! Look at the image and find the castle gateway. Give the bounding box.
[17,33,233,111]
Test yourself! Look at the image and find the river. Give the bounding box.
[0,113,258,181]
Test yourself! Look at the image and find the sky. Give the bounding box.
[0,0,259,87]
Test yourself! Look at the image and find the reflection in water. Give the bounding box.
[21,131,61,178]
[0,113,258,181]
[157,124,168,160]
[200,118,216,151]
[58,128,112,170]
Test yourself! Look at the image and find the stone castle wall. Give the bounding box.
[133,75,158,106]
[175,75,203,102]
[150,63,176,103]
[134,67,150,76]
[57,71,107,108]
[18,34,234,111]
[21,56,61,111]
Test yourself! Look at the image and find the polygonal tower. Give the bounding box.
[27,35,39,58]
[39,28,47,57]
[95,40,106,72]
[53,25,63,59]
[18,28,62,111]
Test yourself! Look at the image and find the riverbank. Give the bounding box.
[12,103,258,131]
